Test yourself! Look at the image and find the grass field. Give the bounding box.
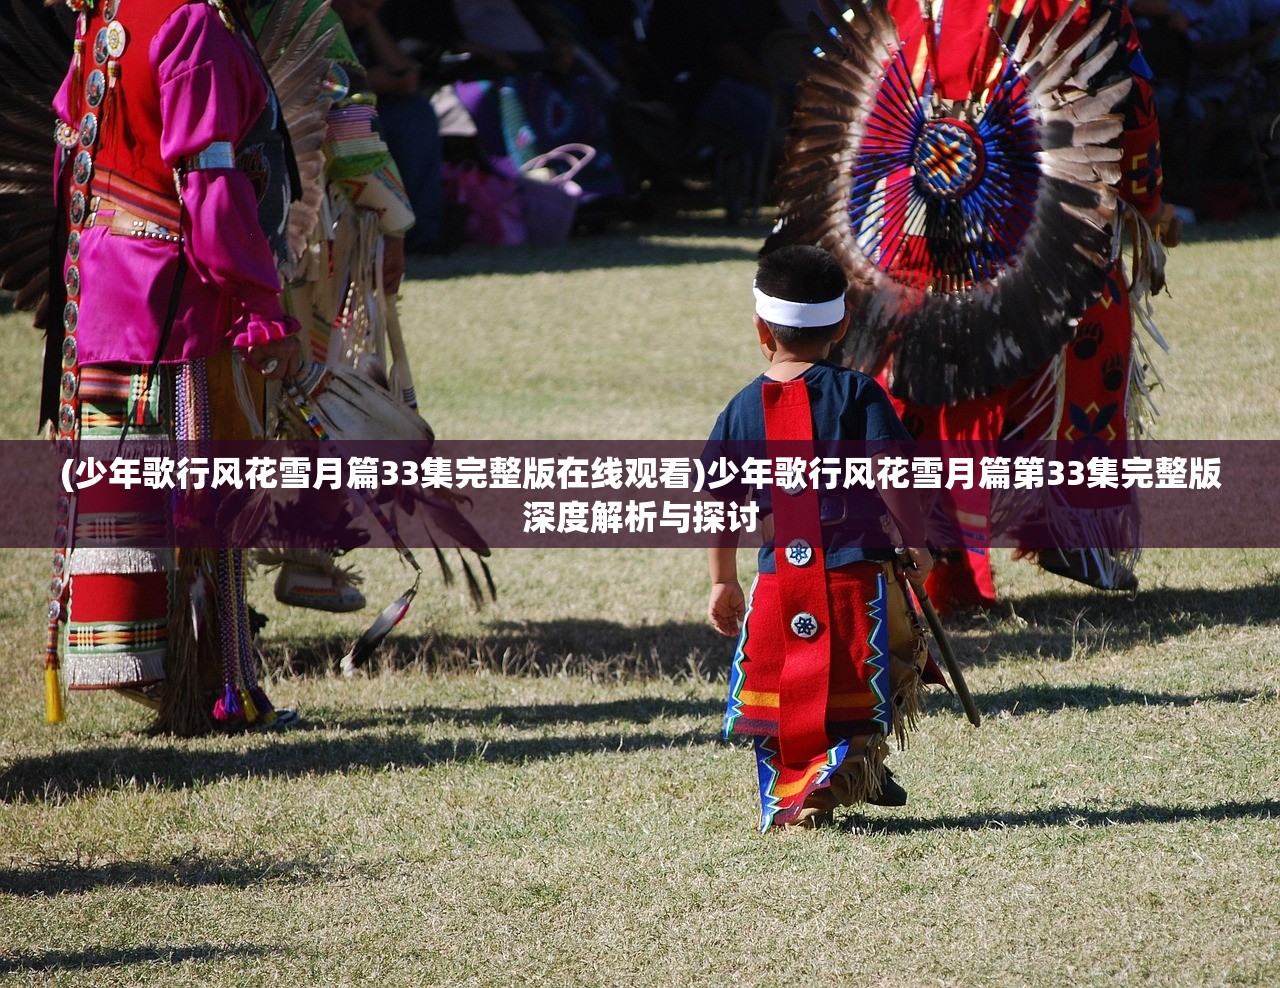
[0,213,1278,987]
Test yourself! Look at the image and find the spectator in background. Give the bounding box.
[1154,0,1280,215]
[333,0,451,253]
[644,0,787,221]
[1133,0,1202,210]
[1170,0,1280,104]
[548,0,646,85]
[776,0,820,30]
[376,0,573,150]
[380,0,636,221]
[379,0,575,79]
[451,0,570,72]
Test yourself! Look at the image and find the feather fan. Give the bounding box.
[250,0,336,276]
[764,0,1133,405]
[0,0,73,314]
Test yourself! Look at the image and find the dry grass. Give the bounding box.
[0,215,1278,987]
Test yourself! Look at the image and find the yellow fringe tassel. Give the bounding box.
[45,667,64,724]
[239,687,259,724]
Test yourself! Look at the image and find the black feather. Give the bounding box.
[428,532,455,586]
[458,551,484,609]
[0,0,72,318]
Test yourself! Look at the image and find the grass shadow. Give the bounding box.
[324,695,722,732]
[264,577,1280,680]
[975,684,1267,717]
[842,798,1280,834]
[0,854,329,897]
[0,941,276,972]
[0,943,275,976]
[0,724,717,803]
[5,675,1260,802]
[949,581,1280,666]
[263,618,728,680]
[1177,211,1280,245]
[0,678,1263,802]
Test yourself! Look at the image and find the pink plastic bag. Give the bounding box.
[517,143,596,245]
[441,161,526,247]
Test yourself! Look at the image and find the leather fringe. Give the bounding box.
[827,734,891,806]
[154,548,215,736]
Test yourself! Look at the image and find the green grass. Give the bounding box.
[0,215,1278,986]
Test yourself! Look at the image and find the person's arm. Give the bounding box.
[708,537,746,636]
[860,380,932,585]
[153,5,301,376]
[875,473,934,587]
[704,410,748,635]
[323,99,416,236]
[361,16,421,96]
[1101,2,1183,246]
[312,15,416,294]
[321,20,416,239]
[383,235,406,295]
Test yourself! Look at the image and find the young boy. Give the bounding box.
[705,245,936,830]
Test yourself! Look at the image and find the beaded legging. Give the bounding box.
[61,358,273,730]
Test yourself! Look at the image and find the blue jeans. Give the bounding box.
[376,92,445,250]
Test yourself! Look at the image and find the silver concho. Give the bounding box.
[47,599,62,622]
[55,121,79,148]
[103,0,120,20]
[62,320,78,355]
[69,190,86,225]
[67,229,81,261]
[79,112,98,148]
[61,371,78,400]
[73,149,93,186]
[93,26,109,65]
[58,403,77,435]
[66,265,80,297]
[86,69,106,108]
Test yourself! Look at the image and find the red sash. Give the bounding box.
[762,378,831,767]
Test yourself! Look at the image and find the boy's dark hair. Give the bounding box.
[755,245,848,346]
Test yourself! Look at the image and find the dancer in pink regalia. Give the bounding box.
[20,0,308,732]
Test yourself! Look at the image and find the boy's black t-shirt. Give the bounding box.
[704,360,912,573]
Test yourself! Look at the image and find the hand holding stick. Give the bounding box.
[895,546,982,728]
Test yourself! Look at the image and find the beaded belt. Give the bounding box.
[85,197,181,243]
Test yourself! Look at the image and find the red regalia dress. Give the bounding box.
[879,0,1167,609]
[45,0,300,731]
[763,0,1170,611]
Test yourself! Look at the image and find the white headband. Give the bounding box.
[753,286,846,328]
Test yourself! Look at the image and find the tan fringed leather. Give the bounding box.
[884,562,928,747]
